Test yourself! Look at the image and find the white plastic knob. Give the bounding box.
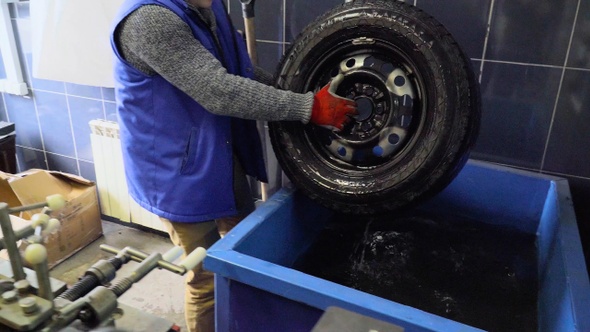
[24,243,48,265]
[43,218,61,235]
[46,194,66,211]
[162,246,184,263]
[179,247,207,271]
[31,213,50,228]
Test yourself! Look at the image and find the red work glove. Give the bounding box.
[310,83,358,131]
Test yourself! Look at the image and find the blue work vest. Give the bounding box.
[110,0,267,222]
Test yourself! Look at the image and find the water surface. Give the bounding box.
[293,210,538,332]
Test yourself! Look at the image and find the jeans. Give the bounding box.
[159,155,256,332]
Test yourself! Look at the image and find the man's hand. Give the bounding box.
[310,83,358,131]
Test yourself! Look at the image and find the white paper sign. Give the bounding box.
[31,0,124,88]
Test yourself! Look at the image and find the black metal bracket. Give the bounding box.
[240,0,255,18]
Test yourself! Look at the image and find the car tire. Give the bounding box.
[269,0,481,215]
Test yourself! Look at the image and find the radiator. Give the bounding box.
[89,119,165,232]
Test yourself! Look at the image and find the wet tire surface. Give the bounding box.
[269,0,481,215]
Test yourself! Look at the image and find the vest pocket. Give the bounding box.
[180,127,199,175]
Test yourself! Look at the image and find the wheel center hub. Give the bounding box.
[313,54,417,166]
[355,97,374,122]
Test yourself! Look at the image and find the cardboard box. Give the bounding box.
[0,169,103,269]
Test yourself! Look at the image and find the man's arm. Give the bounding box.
[114,5,313,122]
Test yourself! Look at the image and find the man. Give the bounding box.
[110,0,357,331]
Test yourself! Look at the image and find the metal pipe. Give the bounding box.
[8,201,47,213]
[41,297,88,332]
[0,202,26,280]
[24,243,53,302]
[123,247,183,273]
[240,0,271,202]
[32,256,53,302]
[0,225,34,250]
[100,244,185,275]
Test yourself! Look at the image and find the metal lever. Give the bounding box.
[42,245,207,331]
[0,195,65,281]
[99,244,206,275]
[24,244,53,302]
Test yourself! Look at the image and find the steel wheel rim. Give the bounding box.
[302,40,428,172]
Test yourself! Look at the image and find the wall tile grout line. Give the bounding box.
[100,88,108,121]
[21,33,53,172]
[540,169,590,182]
[282,0,287,55]
[11,3,50,172]
[483,160,590,182]
[470,58,561,69]
[1,92,19,169]
[478,0,496,84]
[469,58,590,72]
[31,88,50,170]
[540,0,581,172]
[23,88,113,102]
[63,84,81,176]
[14,145,92,164]
[562,66,590,73]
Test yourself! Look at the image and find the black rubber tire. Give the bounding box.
[269,0,481,215]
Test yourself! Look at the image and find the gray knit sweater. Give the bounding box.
[114,4,313,123]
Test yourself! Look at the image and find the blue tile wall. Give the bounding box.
[485,0,577,65]
[417,0,492,59]
[104,100,118,123]
[229,0,285,42]
[65,83,103,100]
[101,87,116,102]
[35,91,76,158]
[568,0,590,69]
[543,69,590,178]
[79,160,97,182]
[1,0,589,271]
[16,148,45,171]
[472,62,562,169]
[284,0,343,43]
[4,94,42,150]
[255,41,284,75]
[46,153,79,175]
[67,96,104,161]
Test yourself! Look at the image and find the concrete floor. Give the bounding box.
[50,220,188,332]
